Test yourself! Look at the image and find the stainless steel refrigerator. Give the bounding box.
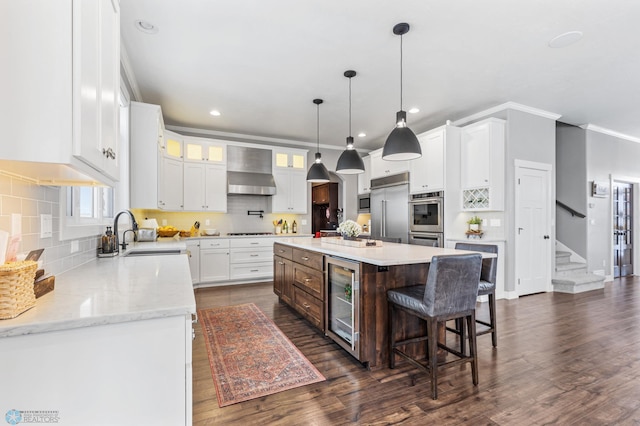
[370,172,410,243]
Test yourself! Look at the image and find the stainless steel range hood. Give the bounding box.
[227,146,277,195]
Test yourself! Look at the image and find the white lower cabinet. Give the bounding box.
[0,315,192,425]
[229,238,275,281]
[199,239,230,283]
[186,240,200,284]
[195,238,276,287]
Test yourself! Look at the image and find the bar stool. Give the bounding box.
[387,253,482,400]
[453,242,498,348]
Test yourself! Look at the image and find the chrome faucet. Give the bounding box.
[114,210,139,253]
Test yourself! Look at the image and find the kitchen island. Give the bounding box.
[274,237,493,369]
[0,247,195,425]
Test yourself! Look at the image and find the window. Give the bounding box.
[60,186,114,240]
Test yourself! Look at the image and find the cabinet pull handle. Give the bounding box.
[250,269,259,272]
[304,278,311,282]
[250,242,260,245]
[301,256,309,261]
[250,254,259,257]
[303,303,310,309]
[278,261,284,265]
[102,147,116,160]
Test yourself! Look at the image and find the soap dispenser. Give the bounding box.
[101,226,115,254]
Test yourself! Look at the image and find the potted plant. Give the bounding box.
[467,216,482,232]
[337,220,362,240]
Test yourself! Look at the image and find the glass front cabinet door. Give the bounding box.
[325,256,360,359]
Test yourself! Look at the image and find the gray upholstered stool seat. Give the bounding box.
[453,242,498,348]
[387,253,482,400]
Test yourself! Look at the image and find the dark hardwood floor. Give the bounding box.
[192,277,640,425]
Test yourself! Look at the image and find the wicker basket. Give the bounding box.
[0,261,38,319]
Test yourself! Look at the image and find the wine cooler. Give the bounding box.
[325,256,360,359]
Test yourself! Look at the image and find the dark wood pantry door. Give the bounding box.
[613,181,633,277]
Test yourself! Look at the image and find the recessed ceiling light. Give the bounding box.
[209,110,221,116]
[548,31,583,48]
[358,132,366,138]
[408,108,420,114]
[135,20,158,34]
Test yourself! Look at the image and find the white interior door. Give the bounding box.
[515,161,552,296]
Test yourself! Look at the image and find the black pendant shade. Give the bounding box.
[336,70,364,175]
[307,98,330,183]
[307,159,330,182]
[336,136,365,174]
[382,23,422,161]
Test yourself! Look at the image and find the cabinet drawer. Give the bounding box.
[293,263,323,300]
[200,239,230,249]
[230,248,273,264]
[273,243,293,260]
[230,262,273,280]
[292,286,324,331]
[230,238,276,248]
[292,248,323,271]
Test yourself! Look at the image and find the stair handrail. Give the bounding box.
[556,200,586,218]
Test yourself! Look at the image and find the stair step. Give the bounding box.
[555,262,587,273]
[553,273,604,286]
[555,251,571,265]
[553,272,605,294]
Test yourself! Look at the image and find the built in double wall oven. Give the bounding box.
[409,191,444,247]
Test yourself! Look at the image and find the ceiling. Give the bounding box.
[120,0,640,153]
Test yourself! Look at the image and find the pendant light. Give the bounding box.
[382,22,422,161]
[306,98,331,183]
[336,70,365,174]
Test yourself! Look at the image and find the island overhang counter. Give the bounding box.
[274,238,494,370]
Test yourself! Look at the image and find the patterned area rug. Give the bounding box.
[199,303,325,407]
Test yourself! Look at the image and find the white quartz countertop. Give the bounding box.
[0,243,196,338]
[276,237,494,266]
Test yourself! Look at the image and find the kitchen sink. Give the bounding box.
[122,248,184,257]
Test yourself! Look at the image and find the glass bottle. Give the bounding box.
[102,226,114,253]
[283,220,289,233]
[292,220,297,234]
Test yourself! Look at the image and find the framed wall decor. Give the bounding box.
[592,181,609,198]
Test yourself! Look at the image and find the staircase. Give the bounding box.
[552,251,605,293]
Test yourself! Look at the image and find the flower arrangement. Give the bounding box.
[337,220,362,238]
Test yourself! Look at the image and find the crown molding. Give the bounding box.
[120,44,143,102]
[166,125,354,152]
[452,102,562,126]
[579,124,640,144]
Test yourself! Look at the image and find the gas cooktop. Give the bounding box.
[226,232,274,236]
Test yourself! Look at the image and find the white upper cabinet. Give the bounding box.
[183,163,227,212]
[409,125,460,194]
[369,149,409,179]
[272,169,308,214]
[130,102,163,209]
[159,156,184,211]
[1,0,120,185]
[357,155,372,194]
[460,118,505,210]
[273,149,306,171]
[272,148,308,213]
[163,130,184,160]
[184,137,226,164]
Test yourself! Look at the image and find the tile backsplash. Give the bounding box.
[0,173,98,276]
